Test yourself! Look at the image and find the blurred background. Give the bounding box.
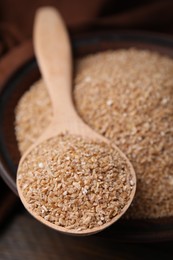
[1,0,173,54]
[0,0,173,259]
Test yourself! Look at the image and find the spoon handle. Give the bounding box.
[34,7,73,115]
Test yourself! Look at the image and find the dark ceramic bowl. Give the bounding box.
[0,31,173,242]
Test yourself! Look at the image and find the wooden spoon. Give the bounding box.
[16,7,136,235]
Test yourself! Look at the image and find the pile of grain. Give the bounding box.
[15,80,52,154]
[17,134,134,231]
[15,49,173,219]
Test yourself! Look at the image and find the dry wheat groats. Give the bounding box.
[15,80,53,154]
[15,48,173,219]
[17,134,134,231]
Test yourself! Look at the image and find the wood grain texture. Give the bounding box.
[0,178,19,225]
[0,211,173,260]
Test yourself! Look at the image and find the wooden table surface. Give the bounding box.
[0,204,173,260]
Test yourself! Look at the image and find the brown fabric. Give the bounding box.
[0,0,173,37]
[0,23,24,57]
[0,0,173,226]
